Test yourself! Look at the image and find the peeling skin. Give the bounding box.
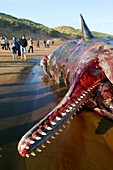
[89,80,113,119]
[17,15,113,157]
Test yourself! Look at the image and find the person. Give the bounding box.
[6,40,10,50]
[16,38,21,56]
[46,39,50,47]
[52,40,54,45]
[4,37,7,50]
[1,37,6,50]
[10,37,18,60]
[43,40,46,48]
[19,35,27,61]
[28,38,33,53]
[36,39,40,47]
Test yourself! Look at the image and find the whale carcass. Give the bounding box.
[17,14,113,157]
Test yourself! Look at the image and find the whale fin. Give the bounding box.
[80,14,94,40]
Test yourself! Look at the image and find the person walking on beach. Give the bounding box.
[43,40,46,48]
[16,38,21,56]
[52,40,54,45]
[28,38,33,53]
[11,36,18,60]
[1,37,6,50]
[6,40,10,50]
[36,39,40,47]
[20,35,27,61]
[46,39,50,47]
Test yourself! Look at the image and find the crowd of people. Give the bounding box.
[10,35,27,61]
[0,36,55,61]
[36,39,54,48]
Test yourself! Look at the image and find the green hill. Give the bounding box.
[54,25,113,39]
[0,12,113,40]
[54,26,81,38]
[0,12,74,40]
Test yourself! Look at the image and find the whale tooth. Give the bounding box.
[59,128,63,132]
[78,98,81,101]
[37,148,42,152]
[61,112,66,116]
[75,101,78,104]
[26,154,29,158]
[56,116,61,121]
[85,100,89,103]
[41,144,46,148]
[71,103,76,107]
[71,116,73,119]
[46,126,52,130]
[66,109,70,113]
[35,136,41,140]
[74,112,76,115]
[26,146,30,149]
[88,89,91,91]
[63,125,66,128]
[41,132,46,136]
[55,132,59,135]
[30,140,35,144]
[51,121,56,125]
[80,95,84,98]
[82,93,86,96]
[41,132,47,136]
[46,140,51,144]
[69,106,73,110]
[31,152,36,156]
[51,136,55,139]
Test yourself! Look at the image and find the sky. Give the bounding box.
[1,0,113,35]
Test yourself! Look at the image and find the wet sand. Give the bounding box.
[1,41,113,170]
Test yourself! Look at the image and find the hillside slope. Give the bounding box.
[0,12,74,40]
[0,12,113,40]
[54,25,113,39]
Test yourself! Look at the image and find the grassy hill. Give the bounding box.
[0,12,74,40]
[0,12,113,40]
[54,26,81,38]
[54,25,113,39]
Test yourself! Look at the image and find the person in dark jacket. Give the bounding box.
[20,35,27,61]
[11,37,18,60]
[16,38,21,56]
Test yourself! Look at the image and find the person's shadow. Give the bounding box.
[96,117,113,134]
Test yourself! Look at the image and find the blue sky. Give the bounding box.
[1,0,113,35]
